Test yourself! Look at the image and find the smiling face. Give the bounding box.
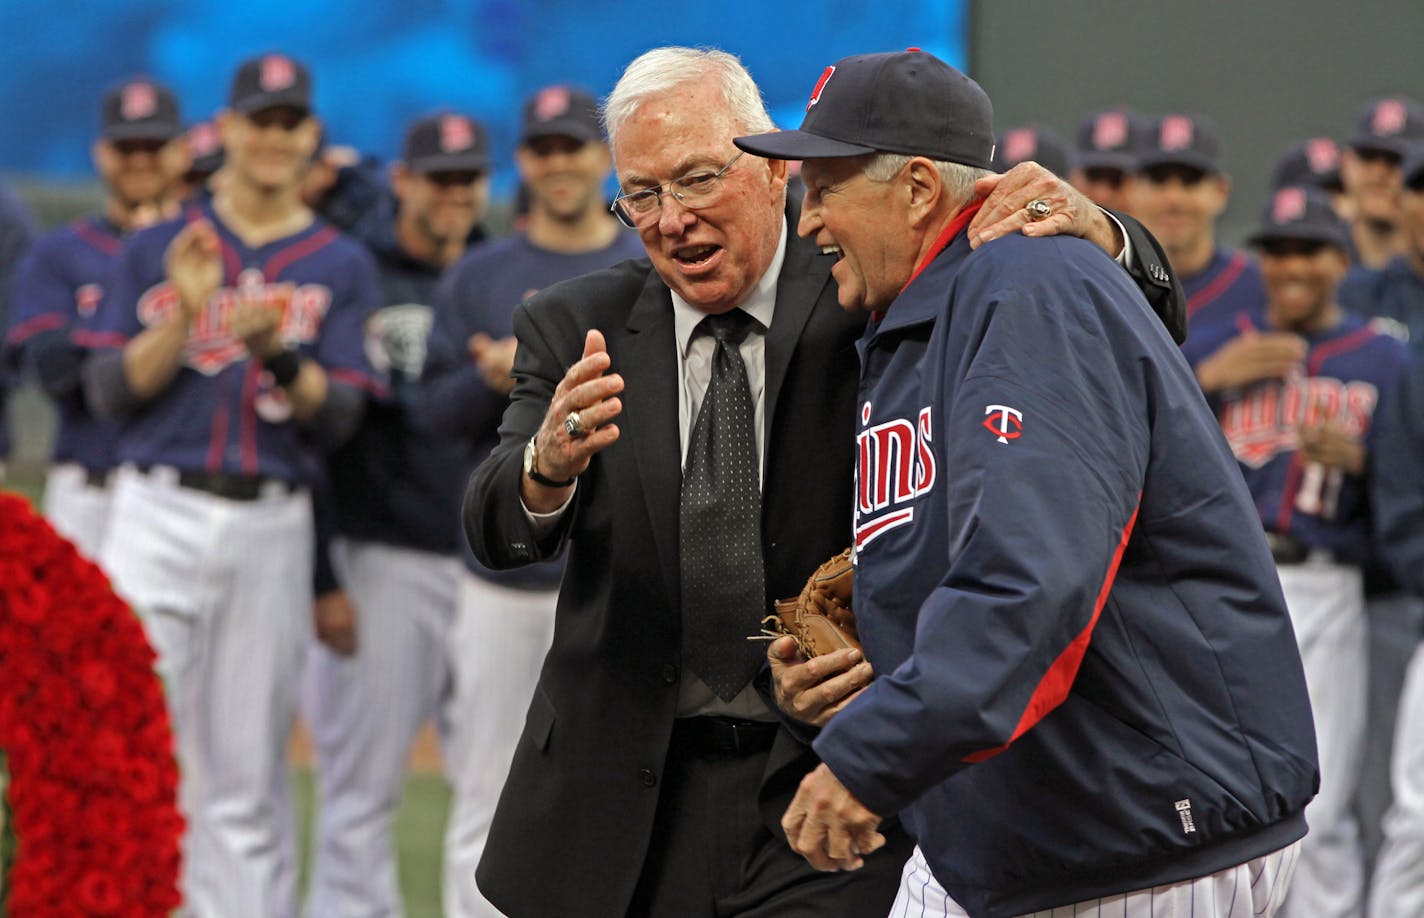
[610,79,787,315]
[797,156,922,314]
[93,136,188,209]
[1259,239,1348,333]
[517,134,611,222]
[220,105,321,196]
[1129,164,1229,261]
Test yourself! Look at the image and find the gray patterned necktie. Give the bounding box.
[679,309,767,701]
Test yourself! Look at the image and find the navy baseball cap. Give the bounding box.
[1247,186,1350,251]
[185,121,224,177]
[1073,108,1142,172]
[733,48,995,169]
[1136,113,1221,175]
[521,85,602,144]
[101,77,182,142]
[1348,97,1424,159]
[1402,146,1424,190]
[403,112,490,174]
[1270,138,1342,192]
[230,53,312,116]
[992,124,1070,177]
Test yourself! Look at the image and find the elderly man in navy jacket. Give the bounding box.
[739,50,1318,918]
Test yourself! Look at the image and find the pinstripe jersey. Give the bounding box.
[6,217,125,470]
[77,202,383,482]
[1189,309,1409,563]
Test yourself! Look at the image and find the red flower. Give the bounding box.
[0,492,182,913]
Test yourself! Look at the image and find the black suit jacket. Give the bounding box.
[464,203,1184,917]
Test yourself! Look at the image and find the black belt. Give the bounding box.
[140,466,295,502]
[81,467,111,488]
[1265,532,1325,565]
[672,717,781,756]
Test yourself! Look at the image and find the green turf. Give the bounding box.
[294,769,451,917]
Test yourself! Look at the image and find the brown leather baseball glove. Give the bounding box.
[758,547,859,659]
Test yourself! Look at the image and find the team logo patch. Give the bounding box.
[534,86,571,120]
[364,303,434,379]
[983,404,1023,444]
[120,82,157,121]
[75,283,103,318]
[1306,137,1339,173]
[440,114,474,153]
[854,403,936,551]
[1272,187,1307,223]
[806,66,835,112]
[260,55,296,92]
[1372,99,1407,136]
[1159,115,1195,152]
[1093,112,1128,150]
[1003,128,1037,164]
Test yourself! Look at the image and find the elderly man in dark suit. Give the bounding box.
[464,45,1185,918]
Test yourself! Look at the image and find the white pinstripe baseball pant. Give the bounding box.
[892,839,1301,917]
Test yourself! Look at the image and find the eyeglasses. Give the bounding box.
[610,151,744,227]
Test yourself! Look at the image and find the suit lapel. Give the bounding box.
[620,271,682,603]
[764,208,835,440]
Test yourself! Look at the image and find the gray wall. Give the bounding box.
[971,0,1424,244]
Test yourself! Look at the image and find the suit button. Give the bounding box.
[639,768,657,788]
[661,664,678,685]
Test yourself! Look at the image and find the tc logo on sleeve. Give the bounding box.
[983,404,1023,444]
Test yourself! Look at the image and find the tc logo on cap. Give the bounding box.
[534,86,571,121]
[1372,99,1407,136]
[1093,112,1128,150]
[1159,115,1195,152]
[121,82,158,121]
[260,55,297,92]
[806,66,836,112]
[1003,129,1037,164]
[1306,138,1339,173]
[440,115,474,153]
[1272,187,1307,223]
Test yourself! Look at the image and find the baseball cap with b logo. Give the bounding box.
[1348,97,1424,159]
[230,53,312,116]
[101,77,182,142]
[1246,186,1349,250]
[733,48,995,168]
[991,124,1070,177]
[521,85,603,144]
[1136,113,1222,175]
[403,112,490,174]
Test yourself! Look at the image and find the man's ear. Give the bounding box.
[904,157,944,222]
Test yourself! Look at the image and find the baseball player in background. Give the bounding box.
[1188,186,1410,918]
[300,109,491,918]
[417,84,643,917]
[76,53,382,916]
[5,78,187,559]
[1068,107,1143,214]
[1130,113,1269,368]
[739,48,1317,918]
[1340,97,1424,271]
[0,181,38,480]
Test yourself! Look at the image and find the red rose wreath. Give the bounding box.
[0,492,182,914]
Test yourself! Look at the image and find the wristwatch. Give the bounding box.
[523,436,576,488]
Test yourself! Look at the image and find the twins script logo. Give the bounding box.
[853,401,936,551]
[1220,372,1378,469]
[137,268,331,375]
[983,404,1023,444]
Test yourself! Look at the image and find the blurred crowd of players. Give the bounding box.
[4,52,1424,918]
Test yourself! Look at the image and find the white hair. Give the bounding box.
[862,153,990,209]
[602,47,775,148]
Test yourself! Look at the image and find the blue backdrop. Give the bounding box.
[0,1,966,194]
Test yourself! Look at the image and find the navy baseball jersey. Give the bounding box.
[6,217,126,470]
[322,216,472,556]
[77,202,382,482]
[420,230,644,585]
[1189,309,1409,564]
[1178,247,1267,365]
[0,182,38,461]
[1340,256,1424,353]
